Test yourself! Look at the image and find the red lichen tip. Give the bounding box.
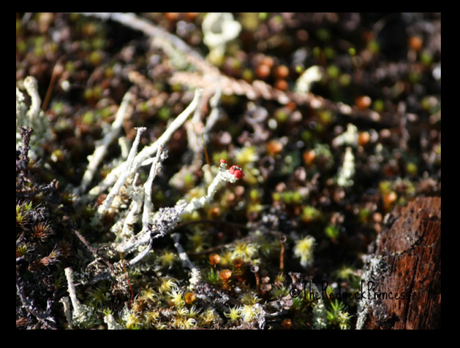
[220,159,227,163]
[229,165,244,179]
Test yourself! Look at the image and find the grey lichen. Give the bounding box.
[64,267,97,328]
[337,147,355,187]
[16,76,53,157]
[355,256,389,330]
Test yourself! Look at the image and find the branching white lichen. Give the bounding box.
[59,296,73,329]
[111,150,241,268]
[171,233,201,290]
[137,88,202,169]
[16,87,26,126]
[202,88,222,142]
[337,147,355,187]
[333,123,358,148]
[182,161,239,215]
[121,173,143,239]
[106,143,170,245]
[64,267,95,328]
[118,160,241,266]
[16,76,52,155]
[202,13,241,65]
[77,89,133,194]
[116,199,187,255]
[294,65,323,94]
[126,199,188,266]
[89,89,202,198]
[98,127,146,215]
[71,80,242,303]
[142,145,168,232]
[24,76,42,127]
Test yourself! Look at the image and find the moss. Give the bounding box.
[16,12,441,330]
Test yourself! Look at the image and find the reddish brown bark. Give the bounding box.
[357,197,441,329]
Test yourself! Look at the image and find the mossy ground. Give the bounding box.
[16,13,440,329]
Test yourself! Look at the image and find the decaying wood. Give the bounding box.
[357,197,441,329]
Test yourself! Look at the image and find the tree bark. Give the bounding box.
[356,197,441,329]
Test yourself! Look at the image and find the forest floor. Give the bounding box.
[16,13,441,329]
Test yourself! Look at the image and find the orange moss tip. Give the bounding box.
[355,96,372,110]
[219,269,232,281]
[185,292,196,304]
[256,64,270,79]
[383,191,397,205]
[282,318,292,329]
[261,56,274,68]
[275,65,289,79]
[303,150,316,165]
[267,140,283,154]
[275,79,288,91]
[208,206,221,219]
[358,131,370,146]
[209,253,221,266]
[408,36,423,51]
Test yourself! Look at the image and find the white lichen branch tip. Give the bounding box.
[98,127,146,215]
